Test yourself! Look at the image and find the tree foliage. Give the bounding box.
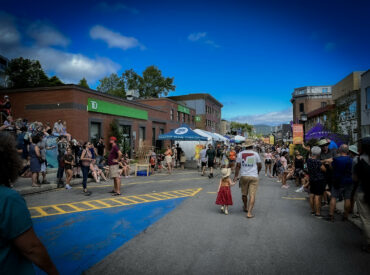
[5,57,64,88]
[78,77,89,88]
[230,121,254,136]
[97,66,176,99]
[97,73,125,98]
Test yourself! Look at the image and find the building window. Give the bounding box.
[152,128,156,146]
[177,111,180,121]
[139,127,145,147]
[90,122,101,144]
[366,87,370,109]
[299,103,304,112]
[322,88,328,93]
[170,109,174,120]
[187,114,190,123]
[321,102,327,108]
[192,116,195,124]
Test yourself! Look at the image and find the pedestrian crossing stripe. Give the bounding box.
[29,188,203,218]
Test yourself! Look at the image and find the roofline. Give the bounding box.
[0,84,166,113]
[136,97,196,113]
[361,69,370,77]
[293,85,333,90]
[168,93,223,107]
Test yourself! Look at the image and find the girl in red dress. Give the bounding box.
[216,168,235,215]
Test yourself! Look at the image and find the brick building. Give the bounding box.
[0,85,196,155]
[291,86,333,124]
[168,93,223,133]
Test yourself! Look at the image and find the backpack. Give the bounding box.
[354,157,370,204]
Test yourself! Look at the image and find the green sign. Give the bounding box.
[178,105,190,114]
[87,98,148,120]
[195,116,201,122]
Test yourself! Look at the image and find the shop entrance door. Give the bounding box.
[119,125,131,157]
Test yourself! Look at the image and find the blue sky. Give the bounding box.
[1,0,369,125]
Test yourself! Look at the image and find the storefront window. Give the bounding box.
[177,111,180,121]
[139,127,145,148]
[170,109,174,120]
[90,122,101,144]
[152,128,156,146]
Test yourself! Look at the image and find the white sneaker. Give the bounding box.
[224,208,229,215]
[220,206,224,213]
[65,184,72,190]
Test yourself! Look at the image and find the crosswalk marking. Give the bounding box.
[29,188,203,218]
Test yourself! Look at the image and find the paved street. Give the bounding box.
[25,168,370,275]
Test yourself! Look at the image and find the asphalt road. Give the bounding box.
[25,168,370,275]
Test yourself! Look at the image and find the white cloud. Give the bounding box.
[27,21,69,47]
[188,32,207,41]
[96,2,139,14]
[0,12,21,46]
[90,25,144,51]
[228,108,293,126]
[0,15,120,84]
[188,32,219,48]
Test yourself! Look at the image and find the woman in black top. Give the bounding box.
[64,148,74,190]
[294,150,305,186]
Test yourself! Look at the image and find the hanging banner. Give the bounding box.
[195,144,203,160]
[289,144,295,156]
[269,135,274,145]
[293,124,304,144]
[263,137,270,144]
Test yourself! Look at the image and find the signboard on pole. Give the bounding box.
[293,124,304,144]
[269,135,274,145]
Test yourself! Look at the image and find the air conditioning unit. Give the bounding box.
[126,89,139,100]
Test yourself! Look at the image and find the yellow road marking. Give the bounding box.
[29,188,203,218]
[72,177,204,189]
[52,205,67,213]
[282,197,306,201]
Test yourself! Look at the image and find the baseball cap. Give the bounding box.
[110,136,117,141]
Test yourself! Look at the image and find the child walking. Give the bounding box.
[216,168,235,215]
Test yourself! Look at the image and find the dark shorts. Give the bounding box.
[310,180,326,196]
[151,165,155,168]
[265,159,272,165]
[208,160,214,168]
[331,185,353,200]
[201,161,207,167]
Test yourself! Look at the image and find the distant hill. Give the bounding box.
[253,124,273,135]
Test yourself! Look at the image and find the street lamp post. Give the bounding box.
[300,113,308,142]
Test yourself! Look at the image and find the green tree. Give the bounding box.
[5,57,64,88]
[78,77,89,88]
[97,73,125,98]
[139,65,175,98]
[230,121,253,136]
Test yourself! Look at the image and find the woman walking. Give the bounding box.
[64,147,74,190]
[264,149,273,177]
[294,150,304,186]
[29,136,42,187]
[80,142,92,195]
[165,145,173,174]
[307,146,327,218]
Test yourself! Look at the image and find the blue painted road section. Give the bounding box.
[32,198,186,275]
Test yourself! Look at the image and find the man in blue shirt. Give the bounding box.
[328,144,353,222]
[0,132,58,275]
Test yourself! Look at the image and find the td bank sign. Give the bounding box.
[87,98,148,120]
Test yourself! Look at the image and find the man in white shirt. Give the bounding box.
[199,145,208,176]
[234,140,262,218]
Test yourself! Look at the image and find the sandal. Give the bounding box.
[247,215,255,219]
[108,190,116,193]
[112,193,121,196]
[32,184,41,187]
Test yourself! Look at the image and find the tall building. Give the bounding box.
[332,71,364,143]
[291,86,333,124]
[0,55,9,88]
[168,93,223,133]
[220,119,230,135]
[361,70,370,137]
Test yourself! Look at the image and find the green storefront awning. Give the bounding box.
[178,105,190,114]
[87,98,148,120]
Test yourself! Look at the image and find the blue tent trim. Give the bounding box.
[158,124,208,141]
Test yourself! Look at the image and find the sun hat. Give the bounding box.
[110,136,117,141]
[317,139,330,146]
[349,145,359,155]
[244,139,254,148]
[221,168,231,179]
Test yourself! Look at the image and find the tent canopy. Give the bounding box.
[305,123,348,146]
[213,132,229,142]
[193,129,213,141]
[158,124,208,141]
